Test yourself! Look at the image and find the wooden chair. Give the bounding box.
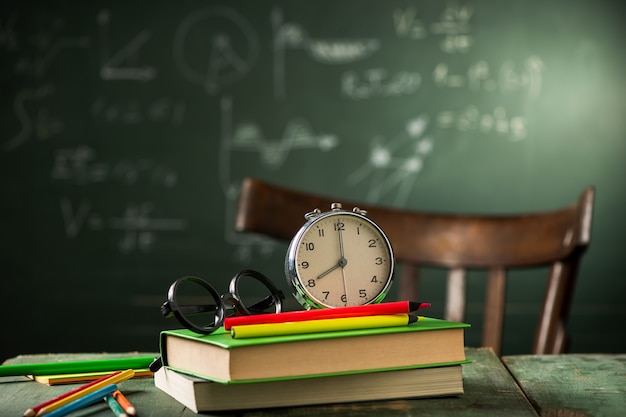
[235,177,595,355]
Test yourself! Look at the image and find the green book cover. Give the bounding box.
[161,316,470,349]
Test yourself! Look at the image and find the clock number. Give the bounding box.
[303,242,315,251]
[359,289,367,298]
[371,275,379,283]
[334,221,345,231]
[318,228,325,237]
[368,239,377,247]
[341,294,347,303]
[301,261,309,269]
[322,291,330,300]
[375,257,383,265]
[307,279,316,287]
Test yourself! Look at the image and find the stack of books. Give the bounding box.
[154,307,469,412]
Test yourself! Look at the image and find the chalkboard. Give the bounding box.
[1,0,625,360]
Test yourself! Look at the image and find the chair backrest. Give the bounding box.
[235,177,595,355]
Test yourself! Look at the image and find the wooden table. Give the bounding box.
[1,349,624,416]
[502,354,626,417]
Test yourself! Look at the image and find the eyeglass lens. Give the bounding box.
[173,278,221,331]
[230,271,282,315]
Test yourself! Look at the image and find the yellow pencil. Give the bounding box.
[36,369,135,416]
[231,314,419,339]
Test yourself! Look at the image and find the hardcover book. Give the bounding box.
[154,363,465,412]
[159,316,469,383]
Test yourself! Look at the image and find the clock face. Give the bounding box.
[289,211,394,308]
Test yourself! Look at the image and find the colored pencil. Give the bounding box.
[42,384,118,417]
[32,368,153,386]
[23,371,122,417]
[35,369,135,416]
[231,314,419,338]
[1,356,154,377]
[224,300,430,329]
[105,394,128,417]
[112,390,136,416]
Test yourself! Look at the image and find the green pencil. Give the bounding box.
[0,356,155,377]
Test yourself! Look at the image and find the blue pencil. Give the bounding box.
[42,384,118,417]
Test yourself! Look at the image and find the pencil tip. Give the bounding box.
[127,408,136,415]
[149,357,162,372]
[408,301,430,311]
[23,409,35,417]
[408,314,418,324]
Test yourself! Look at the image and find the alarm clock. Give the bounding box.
[285,203,394,309]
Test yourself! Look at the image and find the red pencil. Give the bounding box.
[23,371,122,417]
[224,300,430,330]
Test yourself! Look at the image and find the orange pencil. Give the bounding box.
[23,371,122,417]
[35,369,135,416]
[112,390,136,416]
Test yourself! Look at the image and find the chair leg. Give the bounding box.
[552,323,567,354]
[483,268,506,356]
[445,268,466,323]
[534,260,578,354]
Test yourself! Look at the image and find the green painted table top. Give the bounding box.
[502,354,626,417]
[16,348,626,416]
[1,348,534,416]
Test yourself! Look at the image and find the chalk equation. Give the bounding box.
[52,146,183,253]
[394,3,473,54]
[51,146,178,187]
[91,96,187,125]
[2,84,62,152]
[434,56,544,98]
[61,198,187,254]
[437,106,528,141]
[342,68,422,100]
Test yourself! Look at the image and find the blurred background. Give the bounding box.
[1,0,625,362]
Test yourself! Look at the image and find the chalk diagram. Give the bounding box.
[347,114,434,207]
[173,7,259,95]
[219,96,339,262]
[218,96,338,191]
[97,9,156,81]
[272,7,380,98]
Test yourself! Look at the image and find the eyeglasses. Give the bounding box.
[160,269,285,335]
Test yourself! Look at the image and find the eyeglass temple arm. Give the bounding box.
[245,291,285,313]
[161,302,219,318]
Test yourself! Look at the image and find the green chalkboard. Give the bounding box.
[1,0,625,361]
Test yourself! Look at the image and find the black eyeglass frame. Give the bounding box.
[160,269,285,335]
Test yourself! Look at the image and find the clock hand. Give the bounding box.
[337,219,349,305]
[340,259,349,305]
[317,262,340,279]
[317,257,347,280]
[318,220,349,280]
[337,220,346,260]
